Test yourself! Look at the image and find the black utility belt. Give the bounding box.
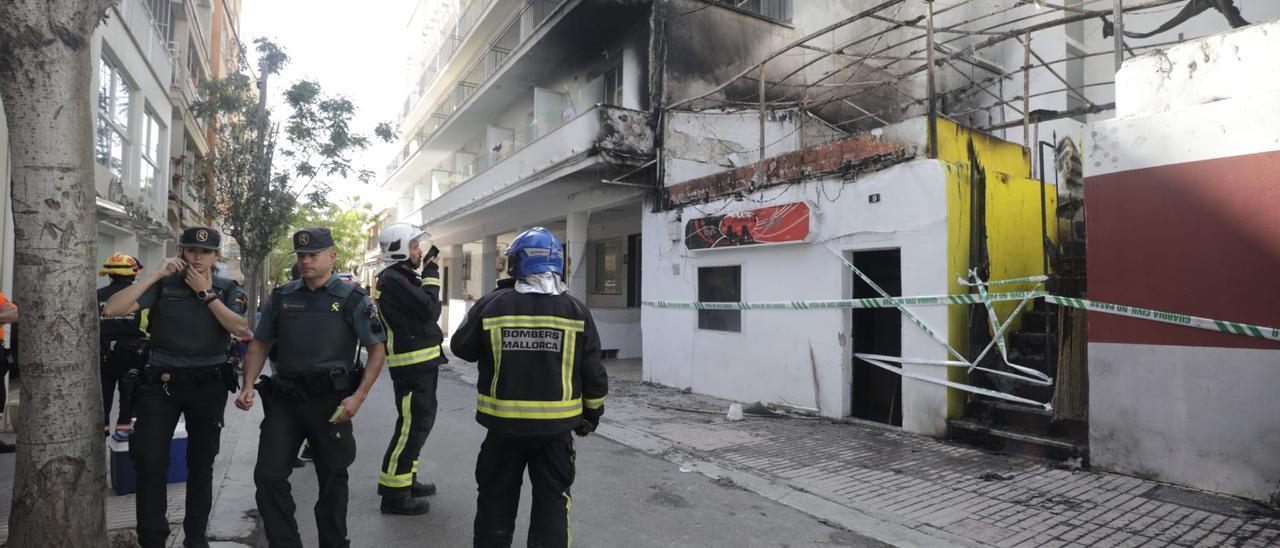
[104,339,148,351]
[260,366,360,400]
[144,364,228,385]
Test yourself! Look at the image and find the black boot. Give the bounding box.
[380,495,430,515]
[411,481,437,497]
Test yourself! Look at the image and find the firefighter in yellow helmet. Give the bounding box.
[97,252,148,434]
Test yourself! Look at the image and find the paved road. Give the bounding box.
[221,366,886,547]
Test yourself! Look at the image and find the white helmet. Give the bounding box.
[377,223,427,274]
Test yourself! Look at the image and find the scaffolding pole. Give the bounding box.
[926,0,938,159]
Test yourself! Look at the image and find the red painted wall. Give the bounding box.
[1085,149,1280,350]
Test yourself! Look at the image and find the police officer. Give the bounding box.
[235,227,387,548]
[373,223,445,515]
[103,227,249,548]
[97,252,149,434]
[450,227,609,548]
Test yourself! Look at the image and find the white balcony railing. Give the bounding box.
[415,105,653,216]
[412,105,652,225]
[118,0,174,89]
[387,0,567,178]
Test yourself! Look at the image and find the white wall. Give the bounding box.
[1085,21,1280,501]
[1090,343,1280,500]
[642,159,953,434]
[94,6,173,216]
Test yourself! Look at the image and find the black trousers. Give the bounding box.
[101,345,145,428]
[254,389,356,548]
[129,378,227,548]
[474,430,576,548]
[378,366,439,496]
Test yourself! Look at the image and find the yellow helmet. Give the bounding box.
[100,252,142,277]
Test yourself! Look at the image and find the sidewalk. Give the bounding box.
[0,375,255,547]
[448,358,1280,547]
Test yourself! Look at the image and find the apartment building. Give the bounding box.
[379,0,1280,499]
[384,0,654,358]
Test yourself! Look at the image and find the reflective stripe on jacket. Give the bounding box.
[450,278,608,436]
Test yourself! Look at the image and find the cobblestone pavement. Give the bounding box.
[591,375,1280,547]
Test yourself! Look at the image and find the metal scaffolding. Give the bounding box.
[665,0,1202,146]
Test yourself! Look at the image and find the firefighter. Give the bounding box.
[450,227,609,548]
[373,223,446,515]
[103,227,249,548]
[97,252,148,434]
[235,227,387,548]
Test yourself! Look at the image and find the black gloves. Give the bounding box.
[575,409,602,437]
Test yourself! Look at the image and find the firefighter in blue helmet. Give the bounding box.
[450,227,609,548]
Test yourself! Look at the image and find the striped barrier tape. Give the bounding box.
[1046,296,1280,342]
[642,290,1047,311]
[973,273,1052,385]
[959,274,1049,287]
[857,354,1052,411]
[644,293,1280,341]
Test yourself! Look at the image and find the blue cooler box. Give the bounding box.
[109,422,189,496]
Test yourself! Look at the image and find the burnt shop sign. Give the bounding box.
[684,201,815,251]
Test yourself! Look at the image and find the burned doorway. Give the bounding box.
[851,249,902,426]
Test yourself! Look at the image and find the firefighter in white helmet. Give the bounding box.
[373,223,445,515]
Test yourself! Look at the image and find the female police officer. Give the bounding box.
[103,226,248,548]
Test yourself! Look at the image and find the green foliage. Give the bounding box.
[268,197,376,281]
[374,121,396,143]
[191,38,377,301]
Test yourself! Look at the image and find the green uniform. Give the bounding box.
[130,225,239,548]
[255,276,384,375]
[138,274,246,368]
[252,228,387,548]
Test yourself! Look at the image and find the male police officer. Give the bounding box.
[451,227,609,548]
[235,227,387,548]
[97,252,148,434]
[104,227,249,548]
[373,223,445,515]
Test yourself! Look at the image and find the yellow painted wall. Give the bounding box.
[936,118,1056,418]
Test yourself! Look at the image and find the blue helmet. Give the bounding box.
[506,227,564,278]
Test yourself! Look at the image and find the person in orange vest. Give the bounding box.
[0,291,17,454]
[98,252,149,434]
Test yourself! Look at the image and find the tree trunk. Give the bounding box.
[0,1,114,544]
[243,260,261,327]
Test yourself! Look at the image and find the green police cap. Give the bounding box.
[179,226,221,250]
[293,227,335,253]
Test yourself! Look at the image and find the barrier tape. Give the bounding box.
[646,265,1278,411]
[642,290,1047,311]
[1046,296,1280,342]
[643,293,1280,341]
[857,354,1052,411]
[959,274,1049,287]
[974,273,1052,384]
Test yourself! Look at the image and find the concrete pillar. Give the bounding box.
[565,211,588,301]
[622,33,643,110]
[446,243,468,336]
[481,235,498,293]
[448,244,465,300]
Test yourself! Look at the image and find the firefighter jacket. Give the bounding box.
[376,264,445,377]
[450,278,608,437]
[98,280,148,342]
